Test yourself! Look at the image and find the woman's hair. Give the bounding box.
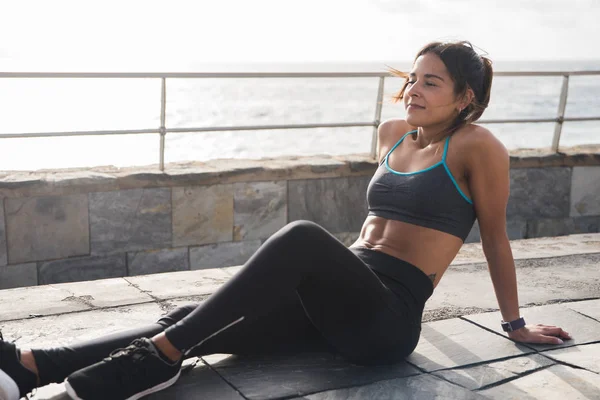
[390,41,493,137]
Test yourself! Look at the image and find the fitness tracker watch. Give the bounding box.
[501,317,526,332]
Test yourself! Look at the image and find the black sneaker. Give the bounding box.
[0,331,38,400]
[64,338,182,400]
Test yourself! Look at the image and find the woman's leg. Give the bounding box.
[11,277,330,393]
[163,220,419,363]
[27,305,196,387]
[65,221,420,400]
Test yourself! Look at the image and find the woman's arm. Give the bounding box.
[466,128,571,344]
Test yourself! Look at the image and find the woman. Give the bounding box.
[0,41,570,400]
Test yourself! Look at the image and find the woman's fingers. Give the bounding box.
[537,334,564,345]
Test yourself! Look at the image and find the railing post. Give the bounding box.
[551,74,570,152]
[371,76,385,159]
[159,77,167,171]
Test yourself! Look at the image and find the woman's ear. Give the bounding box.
[458,87,475,111]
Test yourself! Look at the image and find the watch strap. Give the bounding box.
[501,317,526,332]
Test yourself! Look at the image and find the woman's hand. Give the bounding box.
[508,324,572,344]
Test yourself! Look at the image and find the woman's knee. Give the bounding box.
[275,220,330,243]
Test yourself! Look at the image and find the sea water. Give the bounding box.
[0,60,598,171]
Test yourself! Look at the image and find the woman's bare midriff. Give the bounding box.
[349,216,464,287]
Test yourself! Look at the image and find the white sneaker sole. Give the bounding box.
[64,370,181,400]
[0,369,19,400]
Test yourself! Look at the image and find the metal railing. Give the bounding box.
[1,70,599,171]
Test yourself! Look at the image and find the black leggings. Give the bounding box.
[32,221,433,386]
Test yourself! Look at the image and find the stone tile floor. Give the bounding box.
[0,233,599,399]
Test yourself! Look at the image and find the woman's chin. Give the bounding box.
[405,114,422,126]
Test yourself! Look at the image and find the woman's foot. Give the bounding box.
[0,332,38,400]
[64,338,182,400]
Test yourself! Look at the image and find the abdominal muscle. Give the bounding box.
[349,216,464,288]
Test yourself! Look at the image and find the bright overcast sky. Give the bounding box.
[1,0,598,70]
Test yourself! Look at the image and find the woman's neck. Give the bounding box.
[415,121,454,147]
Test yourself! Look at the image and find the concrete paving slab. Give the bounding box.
[48,278,153,309]
[432,354,555,391]
[0,285,90,321]
[452,233,600,265]
[148,359,245,399]
[543,342,600,374]
[406,318,532,372]
[479,364,600,400]
[301,374,485,400]
[427,253,600,317]
[222,265,243,277]
[566,298,600,322]
[1,302,165,349]
[464,304,600,351]
[125,268,231,300]
[204,352,419,400]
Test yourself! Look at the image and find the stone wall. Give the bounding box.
[0,150,599,289]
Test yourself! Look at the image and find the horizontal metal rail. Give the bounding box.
[0,70,599,170]
[3,117,599,140]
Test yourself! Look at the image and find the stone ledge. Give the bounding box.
[0,146,598,198]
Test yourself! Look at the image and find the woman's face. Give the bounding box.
[403,53,461,128]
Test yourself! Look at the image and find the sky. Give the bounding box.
[1,0,599,70]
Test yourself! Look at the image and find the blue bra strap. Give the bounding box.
[442,135,473,204]
[442,135,450,161]
[384,130,417,161]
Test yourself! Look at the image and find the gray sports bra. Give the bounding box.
[367,130,476,241]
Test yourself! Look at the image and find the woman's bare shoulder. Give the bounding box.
[454,124,507,154]
[376,119,414,162]
[378,118,414,146]
[454,125,509,172]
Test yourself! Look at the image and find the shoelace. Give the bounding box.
[105,339,155,384]
[106,339,151,362]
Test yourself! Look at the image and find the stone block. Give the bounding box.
[205,352,419,400]
[233,181,287,241]
[464,221,480,243]
[507,168,571,218]
[304,373,482,400]
[527,216,600,238]
[464,304,600,351]
[190,240,261,270]
[433,354,554,391]
[479,364,600,399]
[570,166,600,216]
[544,342,600,374]
[0,200,6,266]
[38,254,127,285]
[127,248,189,276]
[5,194,89,264]
[464,219,527,243]
[172,185,233,247]
[0,263,37,289]
[288,176,370,233]
[89,188,171,254]
[506,219,528,240]
[406,318,531,372]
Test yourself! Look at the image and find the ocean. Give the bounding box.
[0,60,599,171]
